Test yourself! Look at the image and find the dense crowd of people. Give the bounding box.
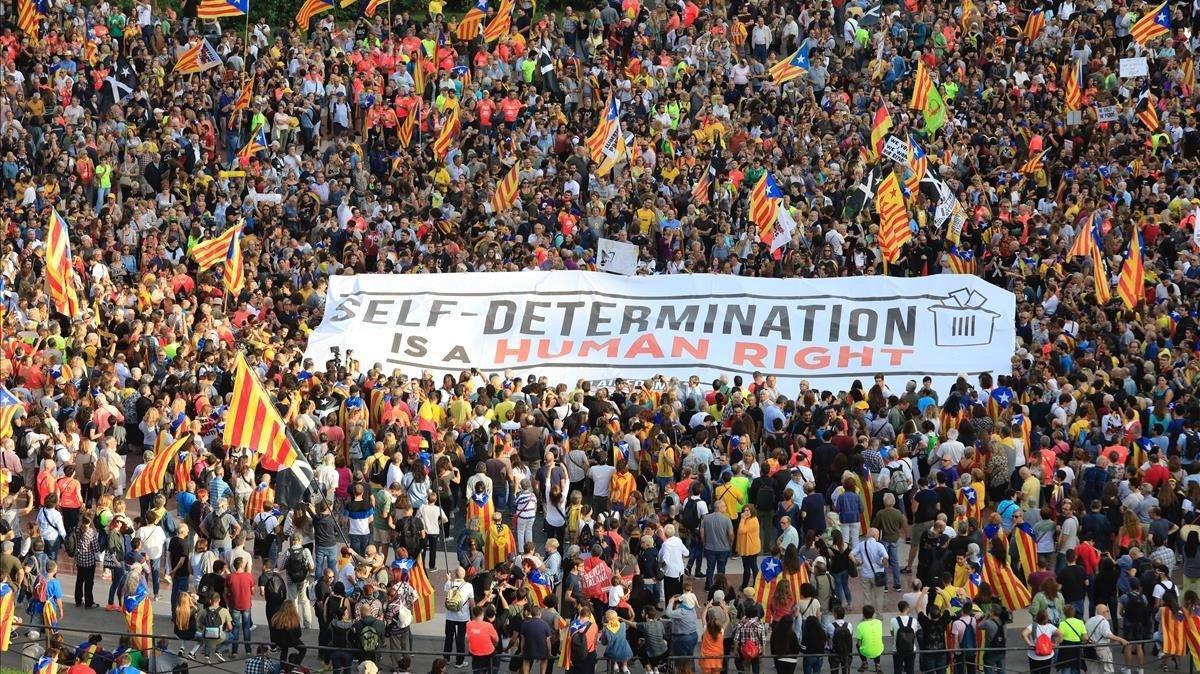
[2,0,1200,672]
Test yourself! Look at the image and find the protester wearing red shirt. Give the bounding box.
[499,94,522,128]
[225,557,256,656]
[476,91,497,131]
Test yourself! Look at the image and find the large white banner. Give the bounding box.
[306,272,1015,394]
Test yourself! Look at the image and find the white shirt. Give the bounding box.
[444,579,475,622]
[659,536,689,577]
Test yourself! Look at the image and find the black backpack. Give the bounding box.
[832,621,853,656]
[1157,581,1179,607]
[753,481,775,512]
[986,617,1007,648]
[397,516,422,556]
[569,628,590,664]
[681,497,702,531]
[264,572,288,603]
[286,550,309,583]
[894,616,917,655]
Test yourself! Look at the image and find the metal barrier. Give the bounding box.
[1,623,1174,674]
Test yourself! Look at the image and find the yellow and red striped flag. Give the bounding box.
[558,617,572,670]
[1164,608,1188,655]
[127,434,188,499]
[586,95,621,163]
[526,569,552,606]
[239,125,269,159]
[399,103,419,147]
[1024,8,1045,42]
[172,39,222,74]
[780,563,810,603]
[174,447,195,495]
[982,554,1030,612]
[246,482,274,520]
[224,351,300,468]
[1020,149,1048,175]
[1067,221,1094,258]
[33,655,59,674]
[485,522,516,569]
[45,208,81,319]
[1131,1,1171,46]
[467,490,495,528]
[456,0,489,40]
[190,223,241,270]
[910,61,933,111]
[364,0,389,17]
[768,42,811,85]
[874,173,910,263]
[1183,612,1200,669]
[752,557,782,607]
[296,0,335,30]
[123,583,154,652]
[1064,59,1084,111]
[1117,225,1145,309]
[197,0,248,18]
[434,106,461,160]
[1013,523,1039,579]
[1,387,22,440]
[749,173,783,235]
[490,162,520,212]
[483,0,514,42]
[1182,57,1196,97]
[222,227,245,294]
[869,104,893,160]
[0,582,15,651]
[407,557,435,623]
[232,76,254,113]
[17,0,46,38]
[1135,90,1160,132]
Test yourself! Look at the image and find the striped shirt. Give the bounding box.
[514,490,538,520]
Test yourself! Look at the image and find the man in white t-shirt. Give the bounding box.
[444,567,476,668]
[1083,604,1127,674]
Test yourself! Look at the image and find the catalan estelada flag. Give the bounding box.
[483,0,514,42]
[33,655,58,674]
[127,434,188,499]
[42,596,61,632]
[558,617,573,670]
[1163,608,1188,655]
[586,95,623,167]
[45,208,81,318]
[0,387,22,440]
[869,104,893,159]
[490,162,520,212]
[246,482,274,520]
[1131,1,1171,46]
[404,557,435,623]
[17,0,47,37]
[190,223,241,270]
[239,125,268,159]
[858,474,874,534]
[910,61,933,111]
[197,0,248,18]
[749,173,784,237]
[123,583,154,652]
[175,447,195,495]
[232,76,253,113]
[947,247,977,275]
[1117,225,1145,309]
[0,582,15,651]
[467,490,495,528]
[1064,58,1084,111]
[905,136,928,195]
[769,42,810,85]
[526,569,552,606]
[752,557,782,606]
[296,0,335,30]
[224,351,300,468]
[456,0,489,40]
[398,103,419,147]
[1013,522,1039,579]
[780,563,810,604]
[1024,7,1045,41]
[1087,220,1112,304]
[434,106,461,160]
[1183,612,1200,669]
[222,227,245,294]
[874,173,910,263]
[983,554,1030,611]
[172,38,222,74]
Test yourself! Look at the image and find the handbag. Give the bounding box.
[1081,622,1100,661]
[865,546,885,587]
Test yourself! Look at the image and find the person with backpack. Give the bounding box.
[258,563,290,621]
[196,591,231,664]
[797,612,825,674]
[202,498,240,564]
[27,559,63,634]
[281,533,316,627]
[733,603,768,674]
[680,482,709,578]
[353,601,387,665]
[36,494,69,562]
[251,504,280,569]
[950,601,979,674]
[1118,579,1150,674]
[568,604,600,674]
[445,566,475,668]
[917,603,951,674]
[890,599,919,674]
[1023,608,1061,674]
[829,606,854,674]
[980,602,1008,674]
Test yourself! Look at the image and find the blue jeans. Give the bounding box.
[672,632,698,657]
[108,566,127,605]
[703,550,731,590]
[832,570,852,606]
[804,656,823,674]
[315,544,340,576]
[349,533,370,557]
[44,537,61,562]
[687,535,704,575]
[225,608,253,655]
[983,651,1005,674]
[884,541,901,588]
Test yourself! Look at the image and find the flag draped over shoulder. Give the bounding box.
[485,522,516,569]
[983,554,1030,611]
[467,490,495,527]
[0,582,15,652]
[407,558,435,623]
[752,556,782,607]
[0,387,19,440]
[1013,523,1038,579]
[224,351,299,468]
[526,569,552,606]
[1162,608,1187,656]
[123,583,154,652]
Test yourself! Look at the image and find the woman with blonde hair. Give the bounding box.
[174,591,200,655]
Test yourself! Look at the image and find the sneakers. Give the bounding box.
[893,586,902,592]
[455,663,469,669]
[214,653,226,662]
[105,603,119,611]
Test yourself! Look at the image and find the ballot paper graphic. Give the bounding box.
[928,288,1000,347]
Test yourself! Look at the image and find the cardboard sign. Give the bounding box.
[1097,105,1119,122]
[882,135,910,163]
[597,238,639,276]
[1065,110,1083,126]
[1119,57,1148,78]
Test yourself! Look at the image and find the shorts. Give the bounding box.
[373,528,393,545]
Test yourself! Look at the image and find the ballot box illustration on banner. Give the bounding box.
[929,288,1000,347]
